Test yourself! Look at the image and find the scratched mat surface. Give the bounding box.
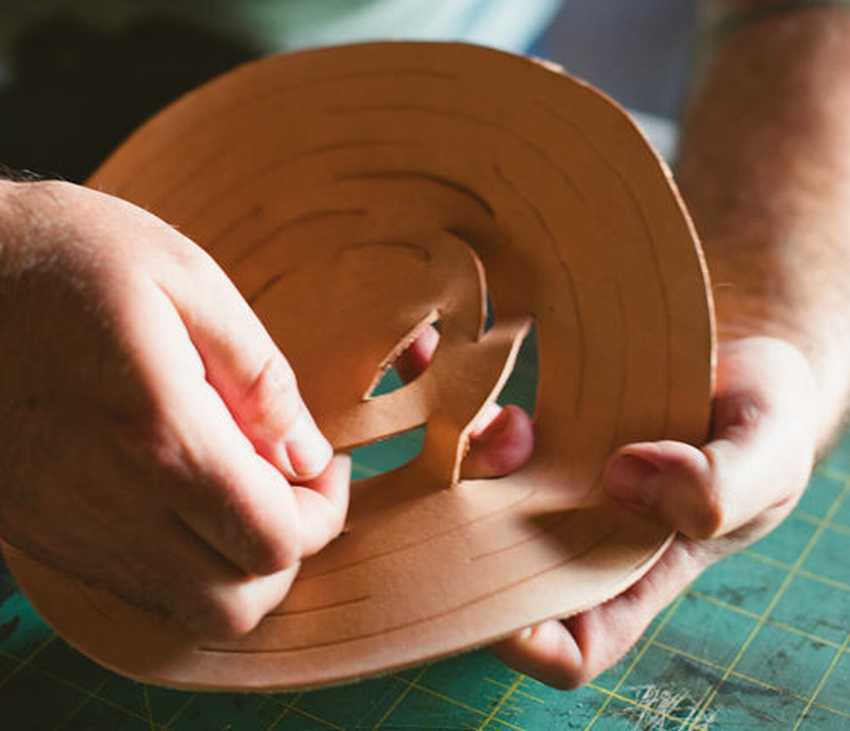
[3,344,850,730]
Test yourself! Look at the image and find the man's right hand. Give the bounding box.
[0,179,350,640]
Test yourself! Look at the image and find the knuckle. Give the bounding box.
[718,394,763,433]
[190,590,263,642]
[118,411,199,492]
[170,238,212,274]
[245,351,302,436]
[218,481,301,575]
[674,449,728,540]
[249,531,300,575]
[689,486,726,539]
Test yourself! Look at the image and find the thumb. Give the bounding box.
[602,338,817,539]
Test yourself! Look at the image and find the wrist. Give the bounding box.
[680,8,850,448]
[704,241,850,449]
[0,179,19,270]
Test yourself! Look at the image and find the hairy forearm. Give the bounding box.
[678,5,850,443]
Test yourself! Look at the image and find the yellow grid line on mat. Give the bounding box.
[13,660,155,727]
[285,705,345,730]
[799,568,850,593]
[163,694,197,729]
[689,590,846,651]
[390,675,526,731]
[478,672,524,729]
[142,684,156,731]
[792,632,850,730]
[374,666,430,729]
[817,465,849,482]
[743,548,796,570]
[682,481,849,729]
[585,682,711,730]
[0,634,55,690]
[744,547,850,595]
[582,593,687,730]
[264,692,303,731]
[746,545,850,600]
[485,677,544,704]
[487,676,713,730]
[50,676,111,731]
[796,508,850,533]
[651,639,850,722]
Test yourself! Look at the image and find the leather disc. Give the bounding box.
[3,42,714,690]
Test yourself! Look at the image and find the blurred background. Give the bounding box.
[538,0,697,119]
[537,0,699,160]
[0,0,699,177]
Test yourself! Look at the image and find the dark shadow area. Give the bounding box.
[366,320,441,399]
[495,320,538,417]
[351,425,425,481]
[0,13,260,182]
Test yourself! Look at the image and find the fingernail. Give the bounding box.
[283,411,333,479]
[604,454,660,510]
[519,626,534,642]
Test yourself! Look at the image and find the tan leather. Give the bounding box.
[3,42,715,690]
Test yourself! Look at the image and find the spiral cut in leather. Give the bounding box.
[4,42,715,690]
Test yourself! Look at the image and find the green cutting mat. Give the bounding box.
[3,347,850,730]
